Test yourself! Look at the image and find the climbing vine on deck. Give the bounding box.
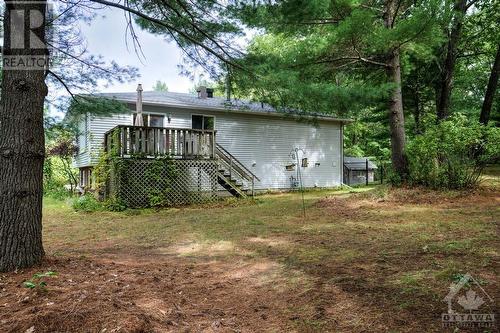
[144,157,180,207]
[93,128,179,208]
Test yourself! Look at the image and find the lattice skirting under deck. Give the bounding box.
[107,158,218,208]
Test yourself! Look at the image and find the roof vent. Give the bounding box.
[197,86,214,99]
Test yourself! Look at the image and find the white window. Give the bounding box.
[78,114,88,153]
[133,113,165,127]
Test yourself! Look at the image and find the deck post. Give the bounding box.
[104,133,108,153]
[212,131,216,159]
[121,127,127,156]
[116,129,121,156]
[129,127,134,154]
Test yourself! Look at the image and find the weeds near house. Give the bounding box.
[103,197,128,212]
[72,194,103,212]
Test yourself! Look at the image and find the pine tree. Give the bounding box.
[225,0,443,178]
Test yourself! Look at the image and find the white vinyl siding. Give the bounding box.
[214,114,342,190]
[72,112,132,168]
[88,113,132,165]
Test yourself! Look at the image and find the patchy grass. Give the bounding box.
[1,177,499,332]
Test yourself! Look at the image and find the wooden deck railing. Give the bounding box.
[104,125,216,159]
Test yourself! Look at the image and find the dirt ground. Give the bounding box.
[1,183,499,332]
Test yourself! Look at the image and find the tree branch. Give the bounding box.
[457,51,489,59]
[353,44,389,67]
[88,0,246,72]
[391,0,404,28]
[465,0,481,10]
[293,55,388,69]
[47,70,78,102]
[161,0,237,60]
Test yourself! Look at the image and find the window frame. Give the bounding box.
[78,113,88,153]
[132,112,165,127]
[191,114,215,131]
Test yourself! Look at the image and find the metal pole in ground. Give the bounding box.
[291,147,306,219]
[366,159,369,185]
[380,163,383,184]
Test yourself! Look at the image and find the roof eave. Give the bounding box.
[112,98,353,123]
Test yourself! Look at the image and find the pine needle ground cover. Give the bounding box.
[1,171,498,332]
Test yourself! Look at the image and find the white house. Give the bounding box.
[74,86,350,204]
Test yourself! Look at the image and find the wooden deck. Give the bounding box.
[103,125,259,199]
[104,125,216,159]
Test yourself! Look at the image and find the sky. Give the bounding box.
[79,7,203,94]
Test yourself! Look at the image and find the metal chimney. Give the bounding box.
[134,83,144,126]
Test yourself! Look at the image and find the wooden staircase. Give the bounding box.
[215,144,260,198]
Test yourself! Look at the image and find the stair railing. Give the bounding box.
[215,143,260,196]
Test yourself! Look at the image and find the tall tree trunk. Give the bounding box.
[414,99,421,134]
[480,44,500,125]
[413,81,422,134]
[387,49,408,177]
[385,0,408,178]
[436,0,467,120]
[0,0,47,272]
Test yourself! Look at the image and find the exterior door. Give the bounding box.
[191,115,215,156]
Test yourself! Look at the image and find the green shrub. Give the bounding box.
[43,158,74,200]
[44,181,72,200]
[385,164,404,186]
[72,194,104,212]
[92,150,111,197]
[406,114,500,189]
[104,197,127,212]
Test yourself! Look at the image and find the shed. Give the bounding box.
[343,157,378,185]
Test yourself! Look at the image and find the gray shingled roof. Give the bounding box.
[92,91,351,123]
[344,157,378,170]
